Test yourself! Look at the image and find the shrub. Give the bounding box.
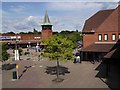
[0,43,10,62]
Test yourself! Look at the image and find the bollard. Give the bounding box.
[12,64,19,81]
[16,65,19,79]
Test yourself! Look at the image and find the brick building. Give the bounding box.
[41,10,53,39]
[80,5,120,61]
[0,11,53,48]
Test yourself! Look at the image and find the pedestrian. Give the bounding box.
[76,55,81,63]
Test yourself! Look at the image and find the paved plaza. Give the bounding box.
[2,49,109,88]
[2,60,109,88]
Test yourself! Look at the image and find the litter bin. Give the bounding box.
[12,70,17,80]
[12,71,17,79]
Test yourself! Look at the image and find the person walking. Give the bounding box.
[76,55,81,63]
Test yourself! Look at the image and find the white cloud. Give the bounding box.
[2,15,85,33]
[27,16,36,21]
[9,5,27,13]
[47,2,104,11]
[2,2,118,33]
[2,16,43,33]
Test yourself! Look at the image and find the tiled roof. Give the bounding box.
[80,43,115,53]
[96,5,119,32]
[82,9,114,32]
[83,5,120,33]
[104,47,120,59]
[104,42,120,59]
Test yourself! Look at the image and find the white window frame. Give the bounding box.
[104,34,108,41]
[112,34,116,41]
[98,34,102,41]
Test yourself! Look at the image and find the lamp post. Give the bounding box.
[14,36,19,61]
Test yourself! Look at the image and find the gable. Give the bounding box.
[96,6,119,32]
[83,9,114,33]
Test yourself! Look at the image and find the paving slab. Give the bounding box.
[2,58,109,88]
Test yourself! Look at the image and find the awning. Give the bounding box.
[80,43,115,53]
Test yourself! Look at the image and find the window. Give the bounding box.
[119,34,120,40]
[98,34,102,41]
[104,34,108,41]
[112,34,116,41]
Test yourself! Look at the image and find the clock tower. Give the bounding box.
[41,11,53,39]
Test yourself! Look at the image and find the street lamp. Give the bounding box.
[14,36,20,61]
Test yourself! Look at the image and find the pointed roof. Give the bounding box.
[82,9,114,32]
[82,5,120,33]
[96,5,119,32]
[41,10,52,25]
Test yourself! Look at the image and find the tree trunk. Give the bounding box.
[56,57,59,79]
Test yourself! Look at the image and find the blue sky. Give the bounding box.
[2,1,118,33]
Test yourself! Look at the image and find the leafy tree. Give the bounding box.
[33,28,39,34]
[28,31,34,34]
[4,32,15,34]
[53,32,58,35]
[55,31,82,48]
[0,43,10,62]
[42,35,74,81]
[19,32,27,34]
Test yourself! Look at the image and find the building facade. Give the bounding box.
[81,5,120,61]
[80,6,120,88]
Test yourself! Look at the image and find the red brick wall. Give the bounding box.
[41,30,52,39]
[96,32,118,42]
[83,32,118,48]
[19,34,41,40]
[83,33,97,48]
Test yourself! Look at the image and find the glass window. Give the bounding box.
[119,34,120,40]
[98,34,102,41]
[112,34,116,41]
[104,34,108,41]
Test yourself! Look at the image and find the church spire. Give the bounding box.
[42,10,52,25]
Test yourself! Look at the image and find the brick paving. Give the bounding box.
[2,49,109,88]
[2,60,109,88]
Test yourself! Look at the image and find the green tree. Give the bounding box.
[0,43,10,62]
[42,35,74,81]
[55,31,82,48]
[5,32,15,34]
[33,28,39,34]
[19,32,27,34]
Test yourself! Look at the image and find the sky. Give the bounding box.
[1,1,119,33]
